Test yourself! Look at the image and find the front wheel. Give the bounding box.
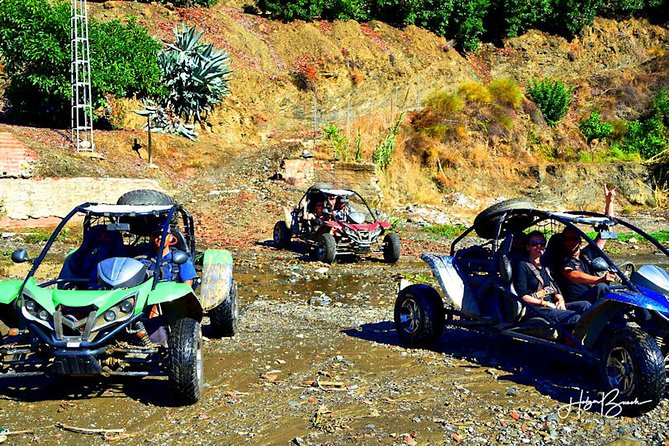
[316,233,336,264]
[382,233,401,263]
[273,221,291,249]
[209,281,239,338]
[394,284,445,346]
[600,327,665,415]
[168,317,204,405]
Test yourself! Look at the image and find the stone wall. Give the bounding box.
[280,158,382,202]
[0,177,162,227]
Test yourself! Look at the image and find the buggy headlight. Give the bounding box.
[92,295,136,331]
[22,296,53,328]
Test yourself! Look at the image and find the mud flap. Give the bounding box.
[199,249,234,312]
[421,254,481,317]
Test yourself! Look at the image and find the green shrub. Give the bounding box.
[527,78,573,126]
[0,0,162,126]
[89,19,164,106]
[623,118,667,159]
[424,223,467,237]
[373,112,405,171]
[488,78,523,108]
[620,89,669,159]
[323,123,349,160]
[579,111,613,144]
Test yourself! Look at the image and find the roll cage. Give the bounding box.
[21,203,197,293]
[296,187,379,225]
[451,208,669,298]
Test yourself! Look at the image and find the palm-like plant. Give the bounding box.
[158,24,232,124]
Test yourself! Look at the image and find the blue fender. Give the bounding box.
[604,286,669,317]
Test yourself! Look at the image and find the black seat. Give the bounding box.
[497,233,526,323]
[169,228,189,253]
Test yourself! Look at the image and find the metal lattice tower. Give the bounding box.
[70,0,95,152]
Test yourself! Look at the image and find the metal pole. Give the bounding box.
[147,115,153,166]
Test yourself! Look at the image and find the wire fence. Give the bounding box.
[281,82,429,145]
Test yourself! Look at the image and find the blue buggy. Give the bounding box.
[394,199,669,415]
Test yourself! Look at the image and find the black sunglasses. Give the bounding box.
[529,240,547,247]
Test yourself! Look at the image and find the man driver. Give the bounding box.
[556,186,617,303]
[144,229,198,288]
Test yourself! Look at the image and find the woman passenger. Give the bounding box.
[513,230,591,325]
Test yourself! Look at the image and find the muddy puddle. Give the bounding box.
[0,246,667,444]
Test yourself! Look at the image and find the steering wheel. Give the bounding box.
[618,261,636,279]
[134,255,158,277]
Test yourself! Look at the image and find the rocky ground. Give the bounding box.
[1,224,669,445]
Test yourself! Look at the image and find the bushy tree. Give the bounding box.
[450,0,491,52]
[89,19,164,105]
[0,0,70,124]
[553,0,603,36]
[502,0,553,37]
[405,0,454,37]
[0,0,162,126]
[527,78,573,126]
[256,0,326,20]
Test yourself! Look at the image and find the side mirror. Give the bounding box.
[598,230,618,240]
[591,257,610,273]
[11,248,31,264]
[172,250,189,265]
[375,209,382,217]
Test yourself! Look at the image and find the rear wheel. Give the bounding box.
[382,233,401,263]
[209,281,239,338]
[316,233,336,264]
[600,327,665,415]
[394,284,445,346]
[273,221,291,248]
[168,317,204,405]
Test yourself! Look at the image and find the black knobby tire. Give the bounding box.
[167,317,204,405]
[382,233,401,263]
[394,284,445,346]
[209,281,239,338]
[316,233,337,264]
[600,327,666,415]
[473,198,535,239]
[273,221,291,249]
[117,189,176,206]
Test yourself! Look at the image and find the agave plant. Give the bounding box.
[135,100,198,141]
[160,23,232,121]
[136,24,232,140]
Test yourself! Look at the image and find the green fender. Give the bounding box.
[0,280,22,305]
[148,282,203,322]
[199,249,234,312]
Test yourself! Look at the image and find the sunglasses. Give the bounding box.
[529,240,547,247]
